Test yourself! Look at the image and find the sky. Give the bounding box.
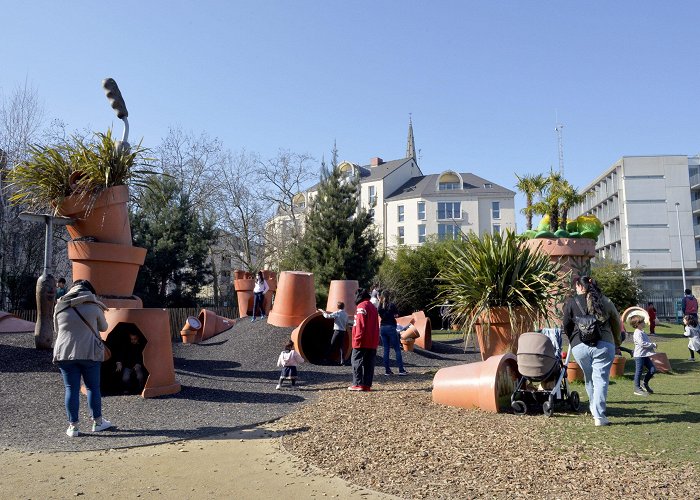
[3,1,700,229]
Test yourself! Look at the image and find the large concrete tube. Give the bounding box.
[432,353,519,413]
[268,271,317,328]
[291,311,351,364]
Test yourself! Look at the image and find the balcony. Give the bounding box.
[691,172,700,189]
[692,199,700,213]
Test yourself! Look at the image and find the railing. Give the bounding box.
[9,305,240,341]
[638,294,681,323]
[691,172,700,188]
[692,198,700,212]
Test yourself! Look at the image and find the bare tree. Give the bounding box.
[0,81,46,309]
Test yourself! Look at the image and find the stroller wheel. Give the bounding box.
[568,391,581,412]
[511,400,527,415]
[542,400,553,417]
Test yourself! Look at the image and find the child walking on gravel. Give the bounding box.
[630,315,656,396]
[276,339,304,389]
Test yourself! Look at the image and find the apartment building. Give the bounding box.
[568,155,700,294]
[270,121,516,254]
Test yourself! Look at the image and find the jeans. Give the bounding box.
[571,341,615,419]
[252,292,265,318]
[351,348,376,388]
[633,357,656,389]
[58,360,102,424]
[380,325,404,373]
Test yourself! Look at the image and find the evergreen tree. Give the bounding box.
[281,145,381,303]
[131,176,217,307]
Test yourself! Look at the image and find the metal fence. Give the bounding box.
[639,294,682,323]
[10,303,240,341]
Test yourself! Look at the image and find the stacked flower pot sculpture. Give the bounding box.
[59,186,180,398]
[233,270,277,318]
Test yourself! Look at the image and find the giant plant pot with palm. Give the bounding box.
[437,230,567,361]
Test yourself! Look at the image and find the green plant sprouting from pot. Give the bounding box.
[515,170,601,241]
[7,129,153,213]
[435,230,569,350]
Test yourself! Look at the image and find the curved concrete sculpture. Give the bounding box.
[267,271,316,328]
[432,353,519,413]
[104,308,181,398]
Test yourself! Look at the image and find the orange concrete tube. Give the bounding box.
[267,271,317,328]
[197,309,236,342]
[432,353,519,413]
[58,185,133,246]
[68,241,146,297]
[104,308,180,398]
[326,280,359,319]
[291,311,351,364]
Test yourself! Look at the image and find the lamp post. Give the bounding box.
[674,202,687,292]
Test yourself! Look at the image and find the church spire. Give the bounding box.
[406,114,416,161]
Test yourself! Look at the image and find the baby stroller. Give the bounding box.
[510,330,580,417]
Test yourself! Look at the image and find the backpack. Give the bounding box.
[573,298,602,346]
[685,296,698,315]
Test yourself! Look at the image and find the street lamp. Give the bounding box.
[674,202,687,292]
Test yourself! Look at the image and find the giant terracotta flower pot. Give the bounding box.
[610,355,627,378]
[233,271,254,317]
[326,280,359,319]
[566,360,584,382]
[474,307,533,361]
[68,241,146,297]
[397,311,432,350]
[267,271,317,328]
[58,185,132,245]
[650,352,671,373]
[262,270,277,315]
[524,238,596,285]
[103,308,180,398]
[291,311,351,364]
[432,353,519,413]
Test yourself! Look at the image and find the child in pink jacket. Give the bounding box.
[276,339,304,389]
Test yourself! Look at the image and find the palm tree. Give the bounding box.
[515,173,546,230]
[558,181,587,230]
[531,170,565,232]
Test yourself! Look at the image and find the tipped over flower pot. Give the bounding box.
[432,353,519,413]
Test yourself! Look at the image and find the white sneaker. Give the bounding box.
[275,384,281,390]
[66,425,79,437]
[594,416,610,427]
[92,419,113,432]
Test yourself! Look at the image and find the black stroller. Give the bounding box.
[511,331,580,416]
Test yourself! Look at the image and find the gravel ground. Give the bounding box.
[272,376,700,499]
[0,320,476,452]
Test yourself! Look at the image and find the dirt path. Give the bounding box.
[0,426,397,499]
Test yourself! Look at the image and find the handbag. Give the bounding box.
[73,307,111,362]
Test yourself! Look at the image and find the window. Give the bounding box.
[368,186,376,206]
[492,224,501,234]
[417,201,426,220]
[398,205,404,222]
[491,201,500,219]
[437,202,461,220]
[418,224,426,243]
[397,226,404,245]
[439,182,460,190]
[438,223,460,240]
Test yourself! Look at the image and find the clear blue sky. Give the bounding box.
[3,1,700,228]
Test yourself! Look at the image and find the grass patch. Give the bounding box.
[549,322,700,467]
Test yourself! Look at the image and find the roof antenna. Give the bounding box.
[555,110,564,176]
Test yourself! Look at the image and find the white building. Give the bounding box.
[569,155,700,295]
[273,121,516,254]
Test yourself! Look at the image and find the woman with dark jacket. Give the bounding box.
[562,276,621,427]
[53,280,114,437]
[377,291,408,376]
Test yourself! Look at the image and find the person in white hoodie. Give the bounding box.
[276,339,304,389]
[53,280,114,437]
[630,315,657,397]
[251,271,270,322]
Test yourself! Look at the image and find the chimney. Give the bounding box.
[370,157,384,167]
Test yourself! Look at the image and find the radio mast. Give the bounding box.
[555,118,565,176]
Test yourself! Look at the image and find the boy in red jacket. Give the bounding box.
[348,288,379,392]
